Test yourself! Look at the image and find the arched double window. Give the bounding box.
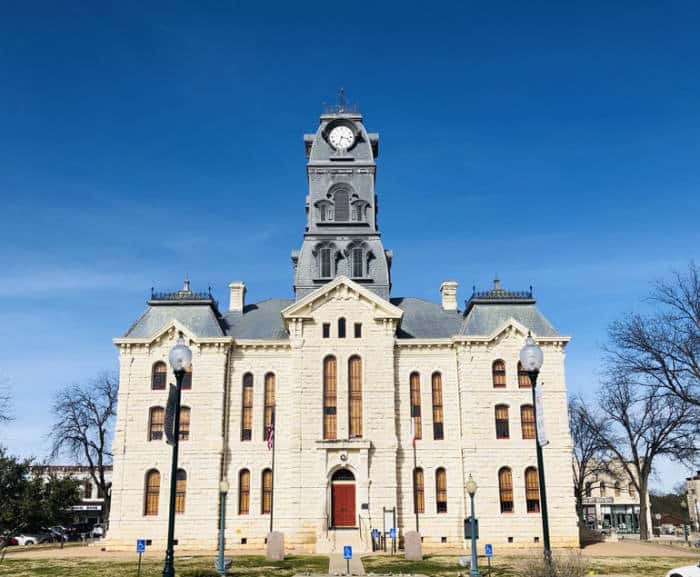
[149,406,165,441]
[175,469,187,514]
[518,361,531,388]
[410,372,422,440]
[323,356,337,440]
[413,467,424,514]
[241,373,253,441]
[151,362,167,390]
[495,405,510,439]
[492,360,506,388]
[521,404,535,440]
[144,469,160,516]
[525,467,540,513]
[238,469,250,515]
[498,467,513,513]
[431,372,444,440]
[263,373,275,440]
[348,356,362,438]
[262,469,273,515]
[435,468,447,513]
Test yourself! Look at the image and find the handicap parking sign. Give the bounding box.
[343,545,352,559]
[136,539,146,553]
[371,528,379,539]
[485,543,493,557]
[389,527,396,539]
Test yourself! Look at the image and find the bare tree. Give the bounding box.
[589,367,698,540]
[569,397,612,525]
[0,376,12,424]
[608,262,700,408]
[48,372,118,521]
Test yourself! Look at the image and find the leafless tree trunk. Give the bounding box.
[0,376,12,424]
[48,372,118,524]
[608,262,700,408]
[569,397,612,525]
[588,367,698,540]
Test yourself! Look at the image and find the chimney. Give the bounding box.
[440,281,458,311]
[228,281,246,313]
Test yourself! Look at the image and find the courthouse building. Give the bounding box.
[107,103,578,552]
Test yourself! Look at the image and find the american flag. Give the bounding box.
[265,423,275,450]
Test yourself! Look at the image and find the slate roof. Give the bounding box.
[222,299,293,339]
[459,303,559,337]
[390,297,462,338]
[124,305,224,338]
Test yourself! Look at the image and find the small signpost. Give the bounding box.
[136,539,146,577]
[389,527,397,555]
[343,545,352,575]
[484,543,494,576]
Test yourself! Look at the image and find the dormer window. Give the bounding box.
[352,247,363,278]
[320,247,332,278]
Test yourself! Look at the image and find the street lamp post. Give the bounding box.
[162,334,192,577]
[466,474,480,577]
[681,501,689,543]
[217,479,229,576]
[520,333,551,564]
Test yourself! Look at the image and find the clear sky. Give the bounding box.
[1,2,698,491]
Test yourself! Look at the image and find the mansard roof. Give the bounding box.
[124,304,224,339]
[222,299,293,339]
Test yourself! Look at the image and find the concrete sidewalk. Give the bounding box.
[328,553,365,575]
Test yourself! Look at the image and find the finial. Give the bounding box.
[338,87,346,111]
[183,276,191,292]
[493,274,501,291]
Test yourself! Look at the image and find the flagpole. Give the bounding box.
[411,415,419,533]
[269,412,276,534]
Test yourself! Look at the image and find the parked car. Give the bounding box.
[14,533,50,546]
[666,561,700,577]
[91,524,105,539]
[1,536,18,546]
[47,527,69,542]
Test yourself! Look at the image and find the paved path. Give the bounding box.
[328,553,365,575]
[581,540,700,558]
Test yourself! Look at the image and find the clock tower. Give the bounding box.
[292,96,392,299]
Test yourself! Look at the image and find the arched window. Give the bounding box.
[495,405,510,439]
[149,406,165,441]
[144,469,160,516]
[431,372,444,440]
[238,469,250,515]
[320,247,332,278]
[521,404,535,440]
[614,481,621,496]
[585,482,592,497]
[262,469,273,514]
[181,365,192,390]
[263,373,275,440]
[518,361,531,388]
[525,467,540,513]
[600,481,607,497]
[333,188,349,221]
[338,317,346,338]
[241,373,253,441]
[351,247,364,278]
[348,356,362,438]
[175,469,187,514]
[409,372,422,440]
[152,362,167,390]
[413,468,424,514]
[435,467,447,513]
[498,467,513,513]
[323,356,337,440]
[492,360,506,388]
[179,406,191,441]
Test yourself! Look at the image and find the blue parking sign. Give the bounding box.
[343,545,352,559]
[485,543,493,557]
[136,539,146,553]
[389,527,396,539]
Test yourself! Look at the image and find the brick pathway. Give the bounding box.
[328,552,365,575]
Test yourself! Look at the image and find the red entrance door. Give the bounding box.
[332,484,356,527]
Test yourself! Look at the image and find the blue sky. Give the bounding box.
[1,2,699,491]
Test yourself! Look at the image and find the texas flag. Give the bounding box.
[265,423,275,450]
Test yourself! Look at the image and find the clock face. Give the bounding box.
[328,125,355,150]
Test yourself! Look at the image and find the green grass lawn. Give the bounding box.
[0,554,328,577]
[361,553,700,577]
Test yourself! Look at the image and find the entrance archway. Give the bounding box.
[331,468,356,528]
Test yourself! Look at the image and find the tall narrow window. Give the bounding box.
[348,356,362,438]
[413,468,425,514]
[262,469,273,514]
[495,405,510,439]
[320,247,332,278]
[499,467,513,513]
[152,362,167,390]
[521,404,535,440]
[431,372,444,440]
[435,467,447,513]
[352,247,363,277]
[492,360,506,388]
[144,469,160,516]
[322,323,331,338]
[525,467,540,513]
[149,406,165,441]
[334,188,349,221]
[83,480,93,499]
[179,406,191,441]
[352,202,364,222]
[409,372,422,440]
[175,469,187,514]
[518,361,531,388]
[181,365,192,390]
[241,373,253,441]
[238,469,250,515]
[323,356,337,440]
[338,317,346,338]
[354,323,362,338]
[263,373,275,440]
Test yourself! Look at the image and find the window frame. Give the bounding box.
[144,469,160,516]
[492,359,506,388]
[525,467,540,513]
[263,372,276,441]
[409,372,422,440]
[520,404,535,440]
[431,372,444,440]
[238,469,250,515]
[323,356,337,440]
[179,406,191,441]
[413,467,425,514]
[518,361,532,388]
[148,406,165,441]
[435,467,447,514]
[175,469,187,514]
[262,468,273,515]
[151,362,167,390]
[495,404,510,439]
[338,317,346,338]
[498,467,514,513]
[241,373,253,441]
[348,355,362,438]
